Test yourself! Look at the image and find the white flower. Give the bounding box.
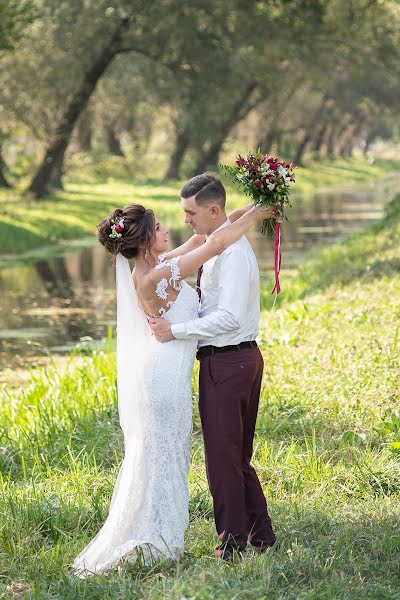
[277,165,287,176]
[267,183,276,191]
[284,177,292,184]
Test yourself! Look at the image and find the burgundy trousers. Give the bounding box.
[198,346,276,552]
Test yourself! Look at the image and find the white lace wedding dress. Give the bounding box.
[72,255,199,577]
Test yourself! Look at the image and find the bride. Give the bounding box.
[71,200,274,577]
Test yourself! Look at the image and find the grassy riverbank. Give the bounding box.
[0,156,399,256]
[1,194,399,598]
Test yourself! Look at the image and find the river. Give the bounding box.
[0,185,392,380]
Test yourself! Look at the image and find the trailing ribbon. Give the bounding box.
[272,221,281,296]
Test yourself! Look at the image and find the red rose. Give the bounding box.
[254,180,262,187]
[115,224,124,233]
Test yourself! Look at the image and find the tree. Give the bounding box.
[26,12,132,197]
[26,0,240,197]
[0,0,36,187]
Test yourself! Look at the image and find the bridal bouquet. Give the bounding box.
[221,149,296,296]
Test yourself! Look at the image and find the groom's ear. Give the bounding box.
[209,204,222,218]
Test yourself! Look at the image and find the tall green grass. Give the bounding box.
[1,194,400,599]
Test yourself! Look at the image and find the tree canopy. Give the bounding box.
[0,0,398,194]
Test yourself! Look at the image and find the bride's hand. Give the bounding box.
[252,205,281,221]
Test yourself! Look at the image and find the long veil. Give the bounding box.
[116,254,152,435]
[71,255,157,576]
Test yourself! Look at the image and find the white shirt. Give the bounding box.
[171,220,260,347]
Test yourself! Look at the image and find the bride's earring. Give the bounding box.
[144,249,148,259]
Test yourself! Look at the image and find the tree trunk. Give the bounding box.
[339,123,360,159]
[256,125,278,154]
[327,114,352,159]
[191,81,258,176]
[193,138,225,175]
[163,129,190,181]
[364,130,376,156]
[318,122,332,159]
[294,94,330,166]
[105,124,124,156]
[326,122,344,159]
[27,18,131,198]
[255,80,302,155]
[337,123,356,158]
[0,144,11,188]
[49,151,64,190]
[311,122,328,158]
[294,130,312,166]
[73,108,92,152]
[275,131,283,155]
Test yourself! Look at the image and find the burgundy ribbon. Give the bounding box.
[272,221,281,295]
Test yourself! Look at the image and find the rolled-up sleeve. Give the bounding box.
[171,250,250,341]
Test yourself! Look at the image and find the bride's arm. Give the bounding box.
[162,233,206,260]
[227,201,254,223]
[161,201,253,260]
[148,205,277,286]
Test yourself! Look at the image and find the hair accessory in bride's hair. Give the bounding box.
[109,216,125,239]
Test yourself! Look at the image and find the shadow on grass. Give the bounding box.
[0,221,50,252]
[2,498,399,599]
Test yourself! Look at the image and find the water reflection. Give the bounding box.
[0,188,390,375]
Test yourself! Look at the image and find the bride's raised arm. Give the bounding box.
[148,204,278,288]
[161,233,206,260]
[161,201,254,261]
[227,201,254,223]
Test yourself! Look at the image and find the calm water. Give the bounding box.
[0,187,391,378]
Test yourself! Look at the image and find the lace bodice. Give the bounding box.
[152,255,199,321]
[154,255,183,317]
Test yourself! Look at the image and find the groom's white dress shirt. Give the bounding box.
[171,219,260,348]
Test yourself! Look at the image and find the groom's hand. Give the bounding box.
[148,317,174,342]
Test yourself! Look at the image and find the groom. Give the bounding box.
[149,172,276,559]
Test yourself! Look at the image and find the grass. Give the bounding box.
[1,155,399,256]
[1,191,400,597]
[290,155,400,194]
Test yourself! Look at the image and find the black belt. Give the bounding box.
[196,340,258,359]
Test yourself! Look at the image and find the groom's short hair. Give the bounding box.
[180,172,226,208]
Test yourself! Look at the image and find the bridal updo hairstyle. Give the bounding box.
[97,204,155,259]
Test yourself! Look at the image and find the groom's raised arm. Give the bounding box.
[171,250,251,341]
